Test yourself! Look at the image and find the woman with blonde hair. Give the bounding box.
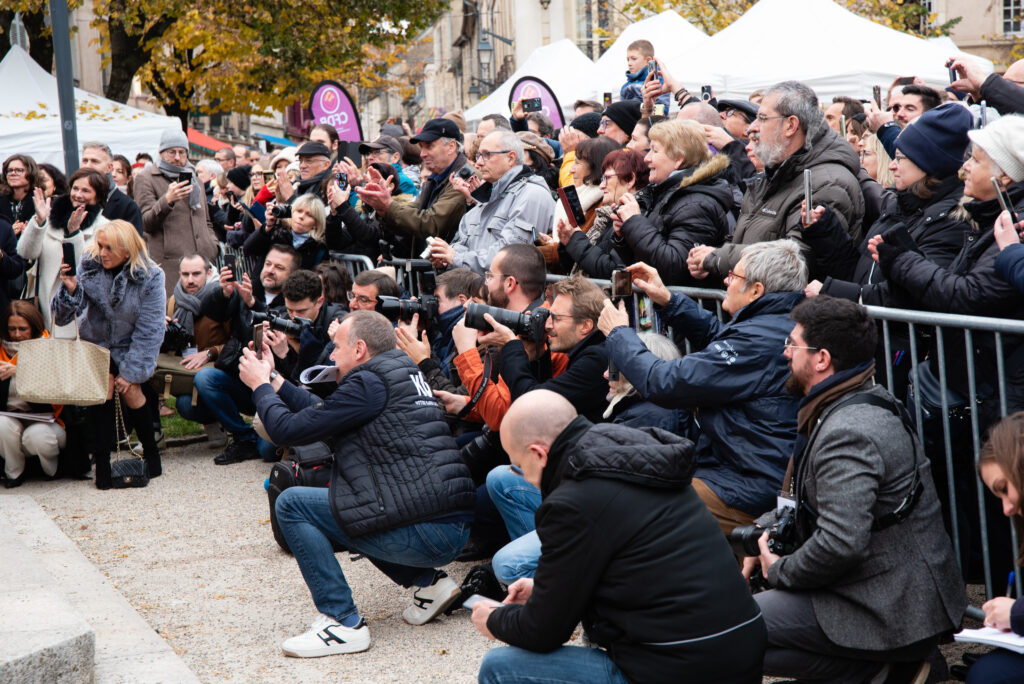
[53,219,165,489]
[611,119,733,285]
[249,193,329,269]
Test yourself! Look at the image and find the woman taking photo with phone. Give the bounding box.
[52,219,165,489]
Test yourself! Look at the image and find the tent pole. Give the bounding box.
[48,0,79,172]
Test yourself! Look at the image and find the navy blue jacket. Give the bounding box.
[996,242,1024,295]
[605,290,803,515]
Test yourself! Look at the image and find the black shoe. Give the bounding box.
[4,474,24,489]
[214,439,261,465]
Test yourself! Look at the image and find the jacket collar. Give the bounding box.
[894,175,963,218]
[541,415,593,495]
[729,290,804,325]
[565,329,605,364]
[470,165,533,205]
[796,361,875,434]
[966,180,1024,229]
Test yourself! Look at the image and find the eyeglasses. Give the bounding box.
[5,168,26,176]
[475,149,512,162]
[755,113,788,123]
[346,292,376,305]
[784,335,819,351]
[893,152,911,164]
[600,173,618,184]
[547,312,580,323]
[484,271,511,281]
[726,270,747,282]
[250,171,263,177]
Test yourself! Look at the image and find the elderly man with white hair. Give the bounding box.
[426,129,555,274]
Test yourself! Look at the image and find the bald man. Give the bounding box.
[471,390,766,684]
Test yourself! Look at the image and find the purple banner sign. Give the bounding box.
[508,76,566,130]
[308,80,363,143]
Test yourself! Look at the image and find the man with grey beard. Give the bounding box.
[687,81,864,283]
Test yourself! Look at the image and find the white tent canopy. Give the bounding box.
[464,39,599,123]
[592,10,708,97]
[665,0,994,102]
[0,45,182,172]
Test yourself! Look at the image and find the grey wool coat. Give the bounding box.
[765,381,966,651]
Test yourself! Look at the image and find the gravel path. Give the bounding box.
[12,439,500,683]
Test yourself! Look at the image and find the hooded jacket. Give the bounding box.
[487,418,765,683]
[606,290,803,515]
[615,154,733,286]
[451,165,555,274]
[705,125,865,280]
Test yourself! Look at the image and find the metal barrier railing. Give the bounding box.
[545,273,1024,621]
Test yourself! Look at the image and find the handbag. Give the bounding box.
[110,398,148,488]
[15,316,110,406]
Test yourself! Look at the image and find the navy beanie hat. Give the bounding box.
[894,103,973,178]
[570,112,602,138]
[602,100,642,136]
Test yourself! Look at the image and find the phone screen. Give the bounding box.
[611,268,632,299]
[558,186,586,228]
[462,594,492,610]
[523,98,543,113]
[603,92,612,107]
[701,85,712,102]
[262,171,274,184]
[992,177,1019,223]
[253,325,264,360]
[178,172,192,185]
[803,169,813,216]
[224,254,237,282]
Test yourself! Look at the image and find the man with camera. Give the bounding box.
[260,270,346,384]
[471,389,766,683]
[185,244,300,465]
[238,310,475,657]
[425,130,555,275]
[599,241,806,536]
[356,118,471,257]
[348,270,400,312]
[743,296,965,683]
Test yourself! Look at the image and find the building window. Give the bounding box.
[1006,0,1024,34]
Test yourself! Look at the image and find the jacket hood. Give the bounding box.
[547,417,696,493]
[664,153,735,210]
[800,125,862,178]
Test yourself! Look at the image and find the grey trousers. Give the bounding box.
[755,589,936,684]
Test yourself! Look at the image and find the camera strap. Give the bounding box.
[456,352,491,419]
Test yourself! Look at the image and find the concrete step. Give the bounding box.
[0,495,198,683]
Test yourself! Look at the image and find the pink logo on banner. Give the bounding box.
[308,81,363,143]
[509,76,565,130]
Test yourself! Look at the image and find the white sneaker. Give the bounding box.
[281,613,370,657]
[402,571,461,625]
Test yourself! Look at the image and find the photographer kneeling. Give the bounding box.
[239,310,475,657]
[744,296,965,683]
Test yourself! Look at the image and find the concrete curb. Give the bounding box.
[0,495,199,683]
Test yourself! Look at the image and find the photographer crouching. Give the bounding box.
[238,310,475,657]
[741,296,965,683]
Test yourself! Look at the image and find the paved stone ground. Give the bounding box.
[2,437,984,683]
[6,440,501,683]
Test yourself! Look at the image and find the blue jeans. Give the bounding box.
[177,368,274,457]
[479,645,628,684]
[275,486,470,621]
[966,649,1024,683]
[486,465,542,584]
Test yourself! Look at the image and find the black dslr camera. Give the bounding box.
[271,203,292,219]
[729,506,799,558]
[374,261,440,326]
[162,318,193,353]
[249,310,311,337]
[464,302,550,343]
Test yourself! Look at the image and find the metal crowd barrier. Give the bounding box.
[544,273,1024,621]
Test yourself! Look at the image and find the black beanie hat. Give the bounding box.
[602,100,642,136]
[894,103,972,178]
[227,164,252,191]
[570,112,602,139]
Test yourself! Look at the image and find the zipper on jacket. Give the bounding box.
[367,466,386,513]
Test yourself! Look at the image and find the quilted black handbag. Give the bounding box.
[110,398,149,488]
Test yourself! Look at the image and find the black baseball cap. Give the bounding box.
[296,141,332,158]
[716,99,759,122]
[411,118,463,144]
[359,135,403,157]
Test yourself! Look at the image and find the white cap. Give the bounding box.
[968,114,1024,183]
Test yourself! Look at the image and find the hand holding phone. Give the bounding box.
[62,242,76,276]
[557,186,587,228]
[178,172,192,185]
[523,97,543,113]
[224,254,237,282]
[802,169,813,226]
[253,324,265,360]
[992,177,1019,224]
[611,268,632,299]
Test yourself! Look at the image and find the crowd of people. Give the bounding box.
[4,36,1024,683]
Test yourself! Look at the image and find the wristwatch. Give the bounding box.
[268,370,279,383]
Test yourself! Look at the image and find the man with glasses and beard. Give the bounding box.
[686,81,864,285]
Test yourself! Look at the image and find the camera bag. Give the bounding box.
[267,441,337,553]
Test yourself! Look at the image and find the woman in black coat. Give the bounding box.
[611,120,733,286]
[246,193,329,270]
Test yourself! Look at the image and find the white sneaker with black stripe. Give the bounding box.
[281,613,370,657]
[402,571,462,625]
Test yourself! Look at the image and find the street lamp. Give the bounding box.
[477,35,493,78]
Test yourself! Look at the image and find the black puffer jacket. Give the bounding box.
[879,183,1024,406]
[705,125,865,280]
[558,206,625,279]
[813,175,971,305]
[614,154,733,286]
[487,418,765,683]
